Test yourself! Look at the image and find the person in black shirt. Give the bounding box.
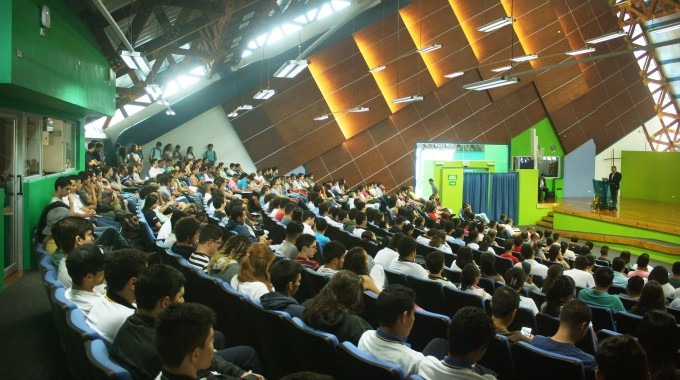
[142,194,162,232]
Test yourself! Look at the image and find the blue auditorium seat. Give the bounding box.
[85,339,132,379]
[336,341,405,380]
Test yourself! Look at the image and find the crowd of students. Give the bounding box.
[38,139,680,380]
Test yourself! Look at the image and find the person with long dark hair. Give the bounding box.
[637,310,680,380]
[631,280,667,316]
[542,275,576,317]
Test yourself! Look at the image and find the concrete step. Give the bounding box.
[542,216,554,223]
[537,220,553,228]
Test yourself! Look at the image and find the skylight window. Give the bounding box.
[317,4,333,20]
[282,23,302,35]
[268,28,284,45]
[306,8,318,21]
[331,1,351,11]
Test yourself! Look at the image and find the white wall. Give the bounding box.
[594,117,661,179]
[141,106,256,173]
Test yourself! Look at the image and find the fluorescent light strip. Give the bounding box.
[651,22,680,34]
[273,60,310,78]
[444,71,464,78]
[462,76,519,91]
[491,65,512,72]
[584,30,626,44]
[314,114,330,121]
[416,44,442,54]
[228,112,238,118]
[565,46,596,56]
[253,89,276,100]
[391,95,424,104]
[237,104,253,111]
[369,65,386,73]
[477,17,515,33]
[347,107,370,113]
[510,54,538,62]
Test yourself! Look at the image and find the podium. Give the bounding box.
[593,179,610,206]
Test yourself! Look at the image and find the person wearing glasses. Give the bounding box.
[188,224,223,272]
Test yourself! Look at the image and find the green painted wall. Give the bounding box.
[0,0,115,116]
[438,168,464,211]
[510,117,564,192]
[621,151,680,204]
[517,169,551,226]
[0,189,5,291]
[596,242,677,265]
[22,174,65,270]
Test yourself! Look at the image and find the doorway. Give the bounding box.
[1,114,23,279]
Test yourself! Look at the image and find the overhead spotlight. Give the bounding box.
[165,109,176,116]
[228,112,238,118]
[477,17,515,33]
[565,46,596,56]
[273,59,310,78]
[510,54,538,62]
[314,114,330,121]
[416,44,442,54]
[584,30,626,44]
[347,107,370,113]
[491,65,512,72]
[391,95,424,104]
[444,71,464,78]
[463,76,519,91]
[237,104,253,111]
[253,89,276,100]
[369,65,386,73]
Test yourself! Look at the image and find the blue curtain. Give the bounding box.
[489,172,519,222]
[463,173,489,217]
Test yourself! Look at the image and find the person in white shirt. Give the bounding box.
[417,307,498,380]
[230,243,275,301]
[301,210,316,236]
[87,248,148,343]
[375,234,404,268]
[389,236,428,279]
[64,244,105,316]
[504,267,540,315]
[52,216,98,289]
[317,242,346,276]
[426,252,458,290]
[147,159,164,179]
[514,244,548,278]
[358,285,447,377]
[564,255,596,288]
[352,211,368,238]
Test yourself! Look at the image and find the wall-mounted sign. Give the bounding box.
[447,174,458,180]
[449,181,457,186]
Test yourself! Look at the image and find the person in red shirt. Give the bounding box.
[500,239,520,265]
[294,234,320,271]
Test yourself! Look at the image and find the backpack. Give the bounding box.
[35,201,69,243]
[115,212,153,252]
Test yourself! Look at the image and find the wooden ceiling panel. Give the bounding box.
[308,37,357,71]
[377,134,409,164]
[482,121,513,143]
[549,105,579,134]
[364,168,396,194]
[399,122,429,150]
[230,107,273,142]
[390,106,421,132]
[413,92,443,119]
[273,101,336,145]
[368,118,399,144]
[422,109,452,139]
[442,96,474,126]
[453,116,484,143]
[344,130,376,159]
[355,147,389,179]
[435,77,466,108]
[329,161,363,187]
[256,148,296,174]
[399,0,451,26]
[320,144,354,174]
[388,154,415,187]
[475,106,504,132]
[304,156,330,182]
[263,77,323,123]
[287,123,346,165]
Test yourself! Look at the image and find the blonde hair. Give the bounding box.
[207,235,251,274]
[237,243,275,290]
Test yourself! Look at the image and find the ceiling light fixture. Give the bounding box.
[416,44,442,54]
[237,104,253,111]
[584,30,626,44]
[253,89,276,100]
[273,59,310,78]
[347,107,370,113]
[391,95,424,104]
[313,106,371,121]
[650,22,680,34]
[227,112,238,118]
[120,50,150,72]
[565,46,596,56]
[510,54,538,62]
[444,71,464,78]
[165,108,175,116]
[314,114,330,121]
[477,17,515,33]
[491,65,513,72]
[463,76,520,91]
[369,65,386,73]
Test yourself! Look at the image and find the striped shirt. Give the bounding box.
[188,252,210,272]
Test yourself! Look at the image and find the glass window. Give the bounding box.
[42,118,77,174]
[24,116,42,176]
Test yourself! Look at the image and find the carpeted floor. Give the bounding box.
[0,269,74,379]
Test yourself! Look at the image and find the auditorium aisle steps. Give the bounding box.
[536,212,553,229]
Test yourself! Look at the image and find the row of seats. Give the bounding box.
[37,244,132,380]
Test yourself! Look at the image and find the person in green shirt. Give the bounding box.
[577,266,625,314]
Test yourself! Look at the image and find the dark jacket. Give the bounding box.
[111,313,247,380]
[307,312,372,345]
[260,292,305,318]
[225,220,257,242]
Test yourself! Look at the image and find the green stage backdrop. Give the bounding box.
[621,151,680,204]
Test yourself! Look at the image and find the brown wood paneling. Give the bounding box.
[355,147,388,179]
[304,157,329,182]
[321,144,354,174]
[377,134,409,164]
[399,121,429,149]
[422,109,452,139]
[368,118,399,144]
[364,168,396,193]
[344,130,375,159]
[288,124,346,165]
[388,154,415,187]
[390,106,421,131]
[329,161,363,187]
[454,115,484,143]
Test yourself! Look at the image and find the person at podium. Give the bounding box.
[538,174,549,202]
[608,166,622,210]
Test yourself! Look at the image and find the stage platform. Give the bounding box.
[550,197,680,263]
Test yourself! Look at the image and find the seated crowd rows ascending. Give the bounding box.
[40,148,680,379]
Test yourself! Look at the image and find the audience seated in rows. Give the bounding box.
[390,236,428,279]
[260,260,305,318]
[294,234,320,271]
[631,280,668,316]
[64,244,105,315]
[564,255,596,288]
[491,286,534,343]
[317,241,346,276]
[188,224,223,272]
[344,247,382,294]
[207,235,251,284]
[505,267,539,315]
[595,335,651,380]
[276,221,303,260]
[426,251,458,290]
[577,267,625,314]
[541,275,576,318]
[637,310,680,380]
[230,243,275,301]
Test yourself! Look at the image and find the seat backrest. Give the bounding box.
[66,308,103,379]
[406,276,445,315]
[588,304,615,331]
[361,240,379,258]
[442,287,484,318]
[415,242,433,258]
[495,256,514,276]
[619,295,638,311]
[666,306,680,322]
[478,334,515,380]
[409,309,450,353]
[212,279,259,349]
[301,266,330,300]
[575,327,597,356]
[383,267,408,286]
[478,277,496,295]
[85,339,132,380]
[614,311,643,336]
[608,285,627,295]
[508,307,537,333]
[528,290,546,310]
[50,287,76,354]
[360,291,380,329]
[242,298,299,378]
[532,274,544,288]
[287,317,339,377]
[43,269,64,291]
[536,312,560,336]
[336,341,405,380]
[596,329,622,342]
[511,341,585,380]
[442,268,461,284]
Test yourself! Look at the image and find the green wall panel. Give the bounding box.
[621,151,680,204]
[22,175,63,269]
[438,168,464,211]
[517,169,550,226]
[0,1,11,84]
[553,212,680,245]
[0,189,5,291]
[510,117,564,191]
[3,0,114,116]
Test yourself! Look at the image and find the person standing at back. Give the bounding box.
[608,166,622,210]
[203,144,217,165]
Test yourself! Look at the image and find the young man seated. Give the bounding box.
[531,300,596,371]
[294,234,320,271]
[358,284,447,377]
[170,216,201,260]
[317,241,346,276]
[514,244,548,278]
[260,260,306,318]
[577,267,625,314]
[417,307,497,379]
[491,286,533,344]
[87,248,148,343]
[188,224,223,272]
[594,335,651,380]
[564,255,596,288]
[426,251,458,289]
[389,236,428,279]
[275,221,304,260]
[111,265,261,379]
[64,244,105,315]
[154,303,263,380]
[52,216,96,288]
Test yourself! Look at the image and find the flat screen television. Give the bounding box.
[512,156,534,170]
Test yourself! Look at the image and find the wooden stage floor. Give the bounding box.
[551,197,680,256]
